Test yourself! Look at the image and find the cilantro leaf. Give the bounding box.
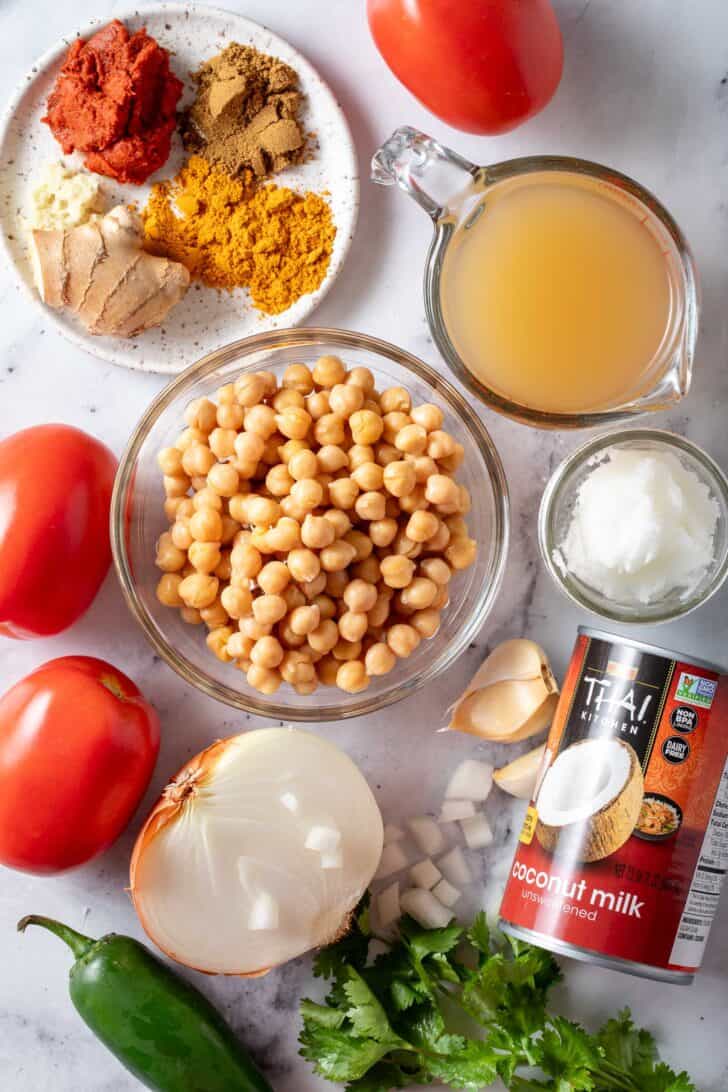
[299,1024,397,1082]
[342,967,403,1045]
[313,898,370,980]
[597,1008,657,1074]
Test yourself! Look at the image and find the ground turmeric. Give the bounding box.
[142,156,335,315]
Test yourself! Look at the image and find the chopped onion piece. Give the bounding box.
[437,846,472,886]
[305,824,342,854]
[445,759,494,802]
[321,848,343,870]
[375,841,409,880]
[409,858,442,890]
[377,881,401,927]
[432,878,461,907]
[460,813,494,849]
[407,816,446,856]
[383,823,405,845]
[248,891,279,931]
[400,888,453,929]
[439,799,476,823]
[280,791,299,812]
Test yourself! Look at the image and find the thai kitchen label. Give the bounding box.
[500,632,728,975]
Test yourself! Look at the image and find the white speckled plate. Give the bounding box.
[0,3,359,374]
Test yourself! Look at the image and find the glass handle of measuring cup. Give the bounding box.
[371,127,478,220]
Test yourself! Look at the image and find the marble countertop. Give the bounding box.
[1,1,727,1089]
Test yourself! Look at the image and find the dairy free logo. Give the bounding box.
[675,672,717,708]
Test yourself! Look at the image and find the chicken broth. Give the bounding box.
[440,172,678,415]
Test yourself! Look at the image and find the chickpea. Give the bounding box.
[353,490,385,521]
[193,487,223,512]
[250,635,285,670]
[425,474,460,507]
[289,604,321,636]
[365,642,396,676]
[265,463,294,496]
[290,477,324,512]
[382,412,411,444]
[457,485,472,514]
[395,423,428,456]
[206,626,234,662]
[276,406,312,441]
[184,397,218,433]
[179,573,219,609]
[180,606,203,625]
[158,446,184,476]
[369,517,398,548]
[205,463,238,498]
[280,650,316,685]
[217,383,238,405]
[283,362,314,394]
[207,428,236,461]
[306,390,330,420]
[439,442,465,473]
[301,513,336,549]
[387,623,420,658]
[368,592,391,628]
[406,509,440,542]
[252,594,288,626]
[188,541,222,574]
[177,498,195,519]
[247,664,281,695]
[200,598,230,628]
[418,556,451,584]
[379,387,411,415]
[301,571,327,599]
[317,654,341,686]
[215,551,233,581]
[392,529,421,558]
[227,632,255,660]
[240,616,272,641]
[283,584,307,612]
[307,617,339,653]
[257,560,290,595]
[247,496,281,527]
[328,477,359,510]
[220,584,253,619]
[233,430,265,468]
[320,540,357,572]
[287,547,321,583]
[445,514,469,538]
[344,366,374,393]
[288,448,319,480]
[329,382,364,417]
[323,508,352,538]
[313,354,347,388]
[412,608,441,639]
[234,373,267,406]
[338,610,368,643]
[182,443,216,478]
[427,519,451,552]
[380,554,415,589]
[408,454,439,483]
[278,620,306,648]
[376,443,400,468]
[156,573,184,607]
[164,496,185,521]
[336,660,370,693]
[446,536,478,570]
[427,430,456,460]
[399,485,428,514]
[343,579,378,613]
[349,409,383,445]
[347,444,374,472]
[272,389,305,414]
[230,543,262,578]
[266,517,301,553]
[431,585,450,610]
[156,533,187,572]
[189,508,223,543]
[316,444,348,473]
[341,531,370,564]
[351,461,383,491]
[314,413,346,447]
[310,594,335,621]
[352,556,381,584]
[399,576,438,610]
[244,404,277,439]
[175,427,207,453]
[213,402,242,431]
[383,460,416,498]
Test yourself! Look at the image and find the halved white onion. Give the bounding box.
[130,728,383,975]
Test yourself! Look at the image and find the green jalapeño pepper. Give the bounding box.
[18,915,274,1092]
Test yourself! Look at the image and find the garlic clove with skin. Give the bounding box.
[448,638,558,742]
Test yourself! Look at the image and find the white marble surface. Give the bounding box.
[1,1,727,1090]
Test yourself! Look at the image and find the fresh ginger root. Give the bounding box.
[30,205,190,337]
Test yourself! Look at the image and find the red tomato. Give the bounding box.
[0,657,159,874]
[0,424,117,639]
[367,0,564,134]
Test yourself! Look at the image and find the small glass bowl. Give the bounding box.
[538,429,728,624]
[112,328,510,721]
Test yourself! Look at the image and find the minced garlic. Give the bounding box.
[29,162,105,231]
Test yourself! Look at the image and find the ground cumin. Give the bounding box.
[182,43,305,179]
[142,156,335,315]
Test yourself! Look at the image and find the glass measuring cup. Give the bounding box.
[372,127,699,429]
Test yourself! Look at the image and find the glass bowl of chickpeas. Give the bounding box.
[112,329,509,720]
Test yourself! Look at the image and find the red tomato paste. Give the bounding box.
[43,20,183,185]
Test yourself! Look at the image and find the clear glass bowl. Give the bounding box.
[538,429,728,624]
[112,328,510,720]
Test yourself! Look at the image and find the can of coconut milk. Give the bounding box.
[499,626,728,984]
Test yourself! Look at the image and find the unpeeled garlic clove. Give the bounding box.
[448,638,558,742]
[493,744,547,799]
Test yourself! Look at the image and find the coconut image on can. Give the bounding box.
[535,738,644,862]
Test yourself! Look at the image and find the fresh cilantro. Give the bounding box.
[299,902,698,1092]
